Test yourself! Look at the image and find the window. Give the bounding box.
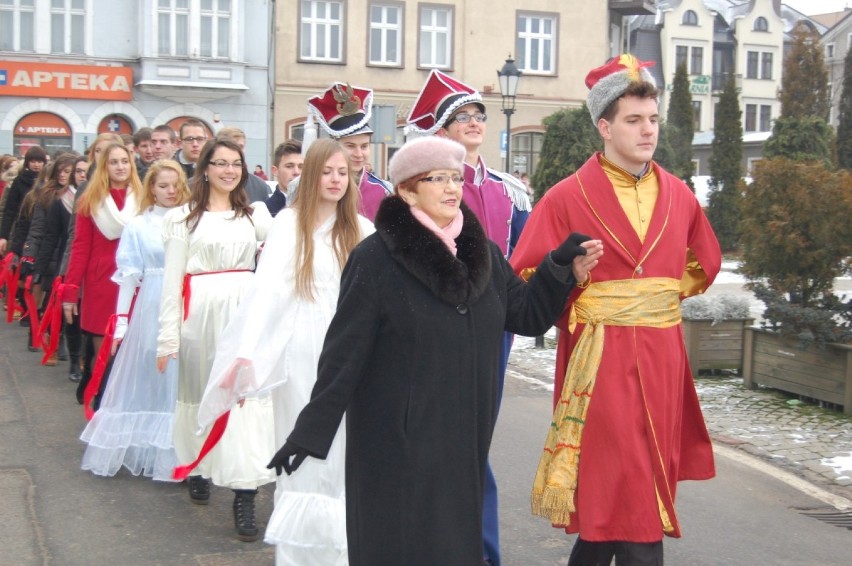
[418,4,453,69]
[826,43,835,59]
[199,0,230,58]
[692,101,702,132]
[746,51,758,79]
[369,3,402,66]
[158,0,189,56]
[759,105,771,132]
[510,132,544,180]
[300,0,344,62]
[675,45,688,69]
[754,16,768,32]
[516,12,558,74]
[0,0,35,52]
[50,0,84,54]
[682,10,698,25]
[745,104,756,132]
[760,52,772,79]
[690,46,703,75]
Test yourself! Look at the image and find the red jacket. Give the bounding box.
[61,189,126,334]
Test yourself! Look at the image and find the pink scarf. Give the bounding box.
[410,206,464,256]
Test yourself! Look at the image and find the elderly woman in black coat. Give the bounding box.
[268,136,603,566]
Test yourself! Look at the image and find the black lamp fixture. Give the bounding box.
[496,55,522,172]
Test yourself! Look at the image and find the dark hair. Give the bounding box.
[120,133,134,145]
[23,145,47,169]
[598,81,660,123]
[35,153,78,211]
[273,139,302,167]
[152,124,177,142]
[184,138,252,232]
[133,127,153,145]
[179,118,206,139]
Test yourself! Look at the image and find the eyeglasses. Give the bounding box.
[209,160,243,169]
[449,113,487,124]
[417,174,463,186]
[182,136,208,144]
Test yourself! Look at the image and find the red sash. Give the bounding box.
[23,275,41,349]
[3,255,22,323]
[83,314,127,420]
[39,277,65,363]
[181,269,251,321]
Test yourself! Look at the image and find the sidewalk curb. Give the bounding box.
[712,443,852,511]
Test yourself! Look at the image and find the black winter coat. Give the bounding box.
[0,168,37,241]
[288,196,576,566]
[33,197,71,281]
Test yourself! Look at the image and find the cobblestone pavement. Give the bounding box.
[507,334,852,505]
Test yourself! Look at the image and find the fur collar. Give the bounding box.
[374,196,492,305]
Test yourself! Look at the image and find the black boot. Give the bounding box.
[232,489,259,542]
[188,475,210,505]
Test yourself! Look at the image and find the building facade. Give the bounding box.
[271,0,656,180]
[628,0,790,175]
[820,10,852,128]
[0,0,272,170]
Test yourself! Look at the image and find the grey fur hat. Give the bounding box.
[586,54,656,124]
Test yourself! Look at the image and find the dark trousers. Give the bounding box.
[567,539,664,566]
[482,331,514,565]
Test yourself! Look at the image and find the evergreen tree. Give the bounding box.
[837,47,852,170]
[779,25,830,120]
[531,104,601,201]
[665,63,695,190]
[706,76,743,251]
[763,116,834,166]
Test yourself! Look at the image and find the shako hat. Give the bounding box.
[407,70,486,134]
[307,82,374,139]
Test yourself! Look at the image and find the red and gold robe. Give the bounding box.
[510,153,721,542]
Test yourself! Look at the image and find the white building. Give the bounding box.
[0,0,273,169]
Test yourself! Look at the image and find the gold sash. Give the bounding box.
[531,277,682,526]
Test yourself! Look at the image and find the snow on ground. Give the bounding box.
[822,452,852,480]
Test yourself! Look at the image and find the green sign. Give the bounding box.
[666,75,711,95]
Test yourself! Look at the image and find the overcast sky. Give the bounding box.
[783,0,849,15]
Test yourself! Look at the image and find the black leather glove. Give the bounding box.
[267,440,310,476]
[551,232,591,266]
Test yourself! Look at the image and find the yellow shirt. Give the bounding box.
[600,154,659,243]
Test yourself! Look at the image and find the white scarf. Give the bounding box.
[92,188,138,240]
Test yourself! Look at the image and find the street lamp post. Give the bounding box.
[497,55,522,173]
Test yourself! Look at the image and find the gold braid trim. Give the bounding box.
[531,277,682,526]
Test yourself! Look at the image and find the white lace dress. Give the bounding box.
[80,205,178,481]
[157,202,276,490]
[199,208,374,565]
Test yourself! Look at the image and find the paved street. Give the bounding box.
[1,263,851,564]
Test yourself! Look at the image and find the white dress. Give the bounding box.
[199,209,374,565]
[80,205,179,481]
[157,202,276,490]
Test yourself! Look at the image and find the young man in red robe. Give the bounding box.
[510,54,722,565]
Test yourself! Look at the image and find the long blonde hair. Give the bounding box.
[292,138,361,301]
[139,159,190,211]
[77,143,142,217]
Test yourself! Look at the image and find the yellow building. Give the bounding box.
[271,1,655,179]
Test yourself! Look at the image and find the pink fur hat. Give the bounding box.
[388,136,466,185]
